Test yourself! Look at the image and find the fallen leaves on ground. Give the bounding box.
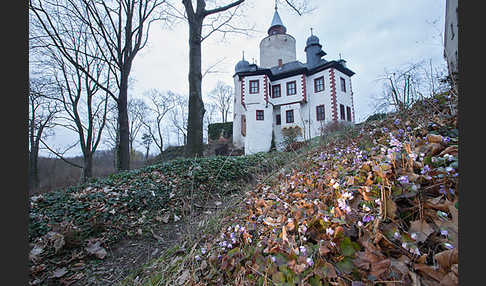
[186,91,459,285]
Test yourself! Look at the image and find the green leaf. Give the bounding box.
[336,257,355,274]
[309,276,322,286]
[340,237,356,257]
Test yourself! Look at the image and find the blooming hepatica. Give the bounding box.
[398,175,409,184]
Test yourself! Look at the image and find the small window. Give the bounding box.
[314,76,325,92]
[249,80,259,94]
[286,81,296,96]
[340,104,346,120]
[271,84,281,98]
[286,110,294,123]
[346,106,352,122]
[316,105,325,121]
[340,77,346,92]
[256,110,264,120]
[276,114,281,125]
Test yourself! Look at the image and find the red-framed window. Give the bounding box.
[316,105,325,121]
[276,114,281,125]
[256,110,264,120]
[271,84,281,98]
[346,106,352,122]
[286,81,297,96]
[340,77,346,92]
[286,110,294,123]
[314,76,325,92]
[340,104,346,120]
[249,80,259,94]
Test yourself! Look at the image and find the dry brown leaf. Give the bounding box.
[439,145,458,157]
[439,271,458,286]
[426,134,444,144]
[52,267,68,278]
[414,263,445,282]
[386,197,398,220]
[85,240,107,259]
[409,220,434,243]
[370,258,391,278]
[434,249,458,272]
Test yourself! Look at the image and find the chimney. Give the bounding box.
[278,58,283,67]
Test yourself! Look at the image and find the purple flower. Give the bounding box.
[443,137,451,144]
[440,229,449,236]
[421,165,431,174]
[306,257,314,267]
[362,215,374,223]
[270,256,276,263]
[394,119,401,125]
[195,255,201,261]
[439,185,447,195]
[299,245,307,255]
[393,231,401,239]
[444,243,454,250]
[398,175,409,184]
[201,248,207,255]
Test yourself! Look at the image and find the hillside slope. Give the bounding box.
[127,90,458,285]
[28,151,300,285]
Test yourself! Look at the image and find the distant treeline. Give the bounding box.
[33,149,152,196]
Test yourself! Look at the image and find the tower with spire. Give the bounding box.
[259,5,296,68]
[232,6,356,155]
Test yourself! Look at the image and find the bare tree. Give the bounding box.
[169,0,313,157]
[141,133,153,161]
[208,80,233,123]
[128,98,149,156]
[169,92,189,146]
[28,77,60,191]
[30,0,168,171]
[374,60,450,114]
[30,3,114,182]
[142,89,175,155]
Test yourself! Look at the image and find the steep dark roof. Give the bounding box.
[268,10,287,35]
[234,59,355,80]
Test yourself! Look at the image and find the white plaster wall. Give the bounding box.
[268,74,304,106]
[259,34,296,68]
[272,106,284,151]
[245,104,273,155]
[276,102,305,149]
[333,69,354,123]
[305,70,335,137]
[232,75,244,148]
[243,75,266,105]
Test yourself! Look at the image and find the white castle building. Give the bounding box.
[232,7,356,155]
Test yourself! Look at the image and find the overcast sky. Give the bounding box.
[41,0,447,157]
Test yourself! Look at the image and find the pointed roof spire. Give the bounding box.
[268,6,286,35]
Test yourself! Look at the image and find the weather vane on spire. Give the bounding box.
[310,27,313,36]
[275,0,278,10]
[242,51,245,61]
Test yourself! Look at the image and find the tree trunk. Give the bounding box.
[28,146,40,191]
[117,77,130,170]
[82,153,93,182]
[185,19,206,157]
